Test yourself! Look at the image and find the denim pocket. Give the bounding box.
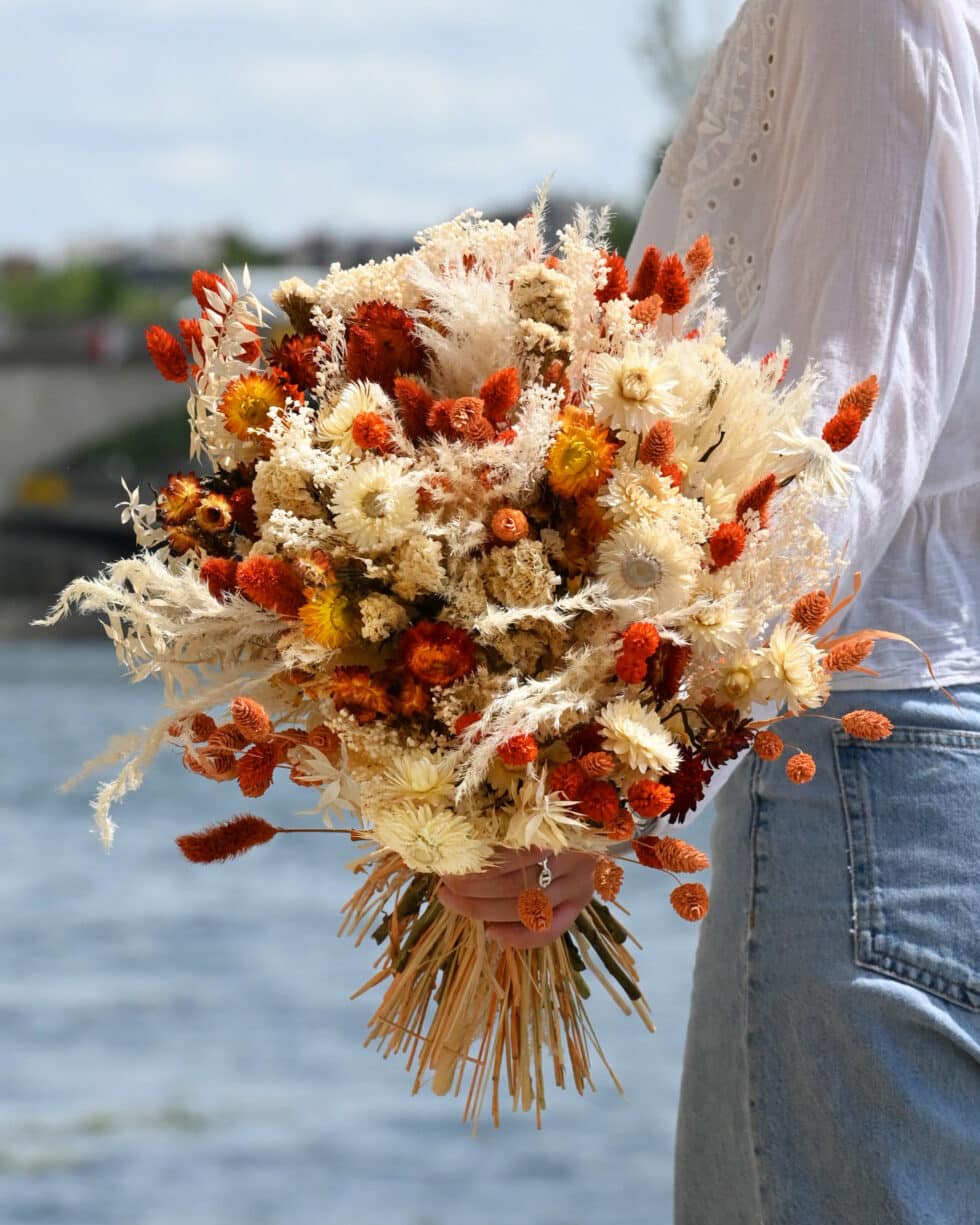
[833,725,980,1011]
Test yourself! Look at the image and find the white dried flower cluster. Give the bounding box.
[358,593,410,642]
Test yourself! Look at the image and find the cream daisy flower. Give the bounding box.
[718,649,767,710]
[498,770,590,852]
[329,456,418,555]
[370,803,492,875]
[757,621,829,711]
[701,478,738,522]
[594,519,699,618]
[770,422,857,499]
[597,463,678,525]
[654,339,719,418]
[368,749,458,809]
[589,340,680,434]
[316,380,390,455]
[596,697,681,776]
[683,576,750,652]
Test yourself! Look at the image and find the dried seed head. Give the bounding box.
[791,590,832,633]
[490,507,529,543]
[176,814,278,863]
[190,713,217,743]
[670,882,710,921]
[655,836,709,874]
[786,752,816,784]
[753,730,785,761]
[639,419,675,466]
[230,696,273,743]
[516,887,554,933]
[579,751,616,779]
[823,638,875,672]
[593,857,624,903]
[840,710,894,741]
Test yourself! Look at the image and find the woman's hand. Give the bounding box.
[437,846,596,950]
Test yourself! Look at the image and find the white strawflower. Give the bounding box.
[594,519,699,617]
[597,464,678,525]
[589,340,680,434]
[654,339,719,418]
[757,621,829,711]
[718,650,767,710]
[368,749,458,809]
[370,803,491,875]
[316,380,390,455]
[498,770,589,851]
[330,456,418,555]
[770,422,857,499]
[683,576,750,651]
[596,698,681,776]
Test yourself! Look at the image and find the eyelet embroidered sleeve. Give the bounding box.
[741,0,980,586]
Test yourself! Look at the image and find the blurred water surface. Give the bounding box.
[1,642,713,1225]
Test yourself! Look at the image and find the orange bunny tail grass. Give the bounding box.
[786,752,816,784]
[629,244,662,300]
[655,837,710,874]
[639,419,675,466]
[191,269,229,312]
[791,590,832,633]
[670,883,710,922]
[392,376,434,441]
[655,254,691,316]
[478,365,522,425]
[736,472,778,529]
[838,374,879,421]
[230,696,273,743]
[684,234,714,280]
[709,520,747,568]
[176,814,278,863]
[823,405,864,452]
[596,250,630,303]
[823,637,875,673]
[840,710,894,741]
[593,857,624,903]
[517,887,554,933]
[753,730,785,760]
[145,325,188,383]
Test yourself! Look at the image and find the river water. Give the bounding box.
[1,641,715,1225]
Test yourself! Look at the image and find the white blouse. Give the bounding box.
[627,0,980,692]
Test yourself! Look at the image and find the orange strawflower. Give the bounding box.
[670,882,710,921]
[753,730,784,760]
[709,521,747,568]
[238,742,279,797]
[685,234,714,280]
[593,857,624,902]
[498,734,538,767]
[655,253,691,315]
[177,815,278,863]
[580,751,616,779]
[622,621,661,658]
[219,373,286,442]
[401,620,477,685]
[346,300,427,393]
[791,590,832,633]
[546,759,588,800]
[630,294,663,327]
[736,472,778,529]
[563,494,613,574]
[199,557,239,602]
[838,374,879,420]
[157,472,201,525]
[822,405,864,452]
[329,665,394,723]
[577,779,620,826]
[840,710,894,741]
[165,525,201,556]
[395,674,431,718]
[823,637,875,672]
[639,420,675,467]
[517,887,554,933]
[191,269,228,312]
[267,333,320,388]
[230,696,273,744]
[393,376,434,441]
[653,836,709,874]
[490,507,529,543]
[145,325,189,383]
[236,555,306,618]
[629,245,662,300]
[479,366,522,425]
[786,752,816,784]
[195,492,233,534]
[546,413,618,498]
[298,584,361,650]
[350,411,392,451]
[596,249,629,303]
[627,779,674,819]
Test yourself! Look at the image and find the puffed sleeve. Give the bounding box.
[742,0,979,584]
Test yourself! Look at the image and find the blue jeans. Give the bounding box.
[674,685,980,1225]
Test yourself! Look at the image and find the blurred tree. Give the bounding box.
[0,263,124,320]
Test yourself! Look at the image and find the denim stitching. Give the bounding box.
[745,750,770,1224]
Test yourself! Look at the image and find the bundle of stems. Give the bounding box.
[340,851,654,1127]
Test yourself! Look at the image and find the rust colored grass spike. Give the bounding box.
[655,253,691,316]
[670,883,710,921]
[791,590,832,633]
[838,374,879,421]
[736,473,778,528]
[629,244,662,301]
[517,887,554,933]
[593,857,624,903]
[824,637,875,672]
[655,837,710,874]
[230,695,273,743]
[840,710,894,741]
[684,234,714,280]
[145,325,189,383]
[639,420,675,466]
[176,815,278,863]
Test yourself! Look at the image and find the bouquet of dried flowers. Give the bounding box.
[41,187,911,1126]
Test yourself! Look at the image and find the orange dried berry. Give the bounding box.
[190,713,217,743]
[709,520,747,568]
[238,742,279,798]
[791,590,832,633]
[786,752,816,784]
[195,492,233,534]
[655,253,691,316]
[145,325,189,383]
[840,710,894,741]
[593,857,625,903]
[498,733,538,768]
[838,374,879,421]
[753,730,785,761]
[627,779,674,819]
[351,411,391,451]
[670,882,710,922]
[603,807,636,842]
[490,507,529,543]
[822,405,863,452]
[230,696,273,743]
[655,836,709,874]
[622,621,661,658]
[639,420,675,467]
[823,638,875,672]
[546,759,588,800]
[580,751,616,779]
[517,887,554,933]
[684,234,714,280]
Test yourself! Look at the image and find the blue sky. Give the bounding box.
[4,0,740,258]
